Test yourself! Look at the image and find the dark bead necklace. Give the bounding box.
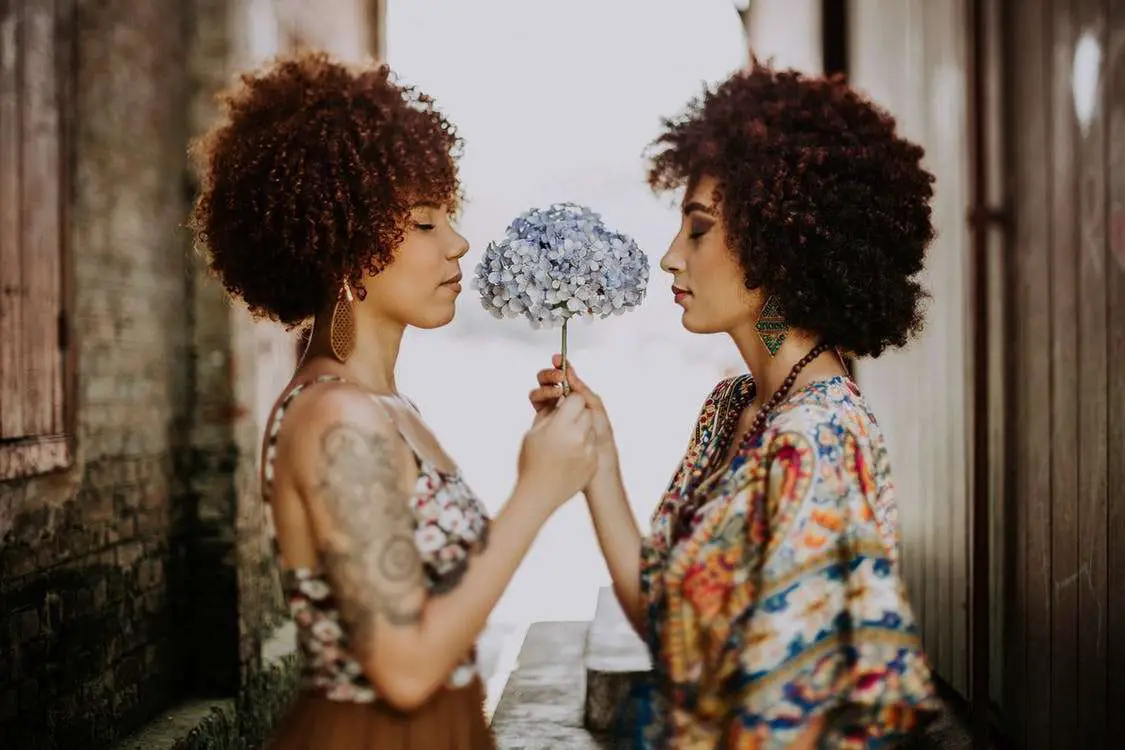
[674,341,833,539]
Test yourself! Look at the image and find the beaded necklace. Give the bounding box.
[673,342,832,539]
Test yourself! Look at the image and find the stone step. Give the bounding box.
[583,586,651,734]
[490,621,609,749]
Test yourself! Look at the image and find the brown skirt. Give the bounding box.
[266,678,495,750]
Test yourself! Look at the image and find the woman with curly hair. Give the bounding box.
[190,52,597,749]
[531,62,942,748]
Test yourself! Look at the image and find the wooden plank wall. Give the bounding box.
[0,0,71,479]
[1005,0,1121,747]
[848,0,973,697]
[1106,0,1125,745]
[1,0,66,441]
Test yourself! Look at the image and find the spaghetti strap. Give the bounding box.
[367,393,432,465]
[263,377,433,500]
[262,374,346,502]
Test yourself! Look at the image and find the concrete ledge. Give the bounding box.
[583,587,651,734]
[491,621,609,749]
[110,699,239,750]
[111,622,300,750]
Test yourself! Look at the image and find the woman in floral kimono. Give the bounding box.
[531,62,942,748]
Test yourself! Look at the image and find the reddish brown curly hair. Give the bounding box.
[189,52,463,326]
[647,61,935,358]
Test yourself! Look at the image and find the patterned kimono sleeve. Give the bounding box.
[724,416,940,749]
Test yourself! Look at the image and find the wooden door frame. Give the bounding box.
[966,0,1010,744]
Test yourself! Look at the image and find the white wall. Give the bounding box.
[849,0,972,695]
[385,0,749,627]
[747,0,822,74]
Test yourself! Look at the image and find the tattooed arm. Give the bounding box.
[287,387,590,710]
[315,415,426,632]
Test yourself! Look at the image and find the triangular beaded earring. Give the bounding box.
[755,294,788,356]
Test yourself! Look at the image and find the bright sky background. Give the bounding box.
[384,0,749,626]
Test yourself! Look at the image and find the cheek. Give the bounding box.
[381,245,436,288]
[368,261,422,309]
[695,244,746,301]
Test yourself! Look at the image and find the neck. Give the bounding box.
[729,319,843,405]
[303,307,404,393]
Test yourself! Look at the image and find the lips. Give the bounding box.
[442,272,463,292]
[672,285,691,303]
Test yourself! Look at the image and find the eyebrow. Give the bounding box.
[681,201,716,216]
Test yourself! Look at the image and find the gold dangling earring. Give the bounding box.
[754,294,788,357]
[329,282,356,362]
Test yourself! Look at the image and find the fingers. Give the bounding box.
[531,402,552,425]
[542,359,597,404]
[554,393,587,420]
[528,385,563,411]
[549,355,586,389]
[535,368,587,402]
[536,368,566,387]
[538,367,585,397]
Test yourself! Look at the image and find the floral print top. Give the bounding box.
[262,375,490,703]
[637,375,940,748]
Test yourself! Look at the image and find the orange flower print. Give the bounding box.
[682,559,730,621]
[801,529,828,549]
[810,507,845,533]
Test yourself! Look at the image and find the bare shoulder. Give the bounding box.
[277,382,414,501]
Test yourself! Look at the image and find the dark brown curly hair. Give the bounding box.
[647,61,935,358]
[189,52,463,326]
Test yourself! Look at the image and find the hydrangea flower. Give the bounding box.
[471,203,650,329]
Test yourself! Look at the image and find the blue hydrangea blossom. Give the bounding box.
[471,203,650,329]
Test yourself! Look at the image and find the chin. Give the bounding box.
[412,304,457,330]
[680,310,723,335]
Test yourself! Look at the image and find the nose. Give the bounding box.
[660,240,684,275]
[449,228,469,260]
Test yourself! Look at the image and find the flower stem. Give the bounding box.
[560,318,570,396]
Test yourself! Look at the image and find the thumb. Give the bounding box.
[554,393,587,420]
[553,354,590,395]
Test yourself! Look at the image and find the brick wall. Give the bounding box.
[0,0,194,746]
[0,1,381,747]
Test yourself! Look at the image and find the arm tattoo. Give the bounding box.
[317,421,424,643]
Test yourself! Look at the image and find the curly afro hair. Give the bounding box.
[646,61,935,358]
[189,52,463,326]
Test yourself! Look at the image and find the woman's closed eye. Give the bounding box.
[414,222,436,231]
[688,220,713,240]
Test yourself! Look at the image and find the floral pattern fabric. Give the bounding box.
[264,377,489,703]
[637,375,940,748]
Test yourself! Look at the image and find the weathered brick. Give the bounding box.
[137,558,163,591]
[20,677,38,712]
[0,687,16,723]
[44,592,63,631]
[1,543,37,580]
[11,608,39,647]
[115,541,145,570]
[0,0,375,746]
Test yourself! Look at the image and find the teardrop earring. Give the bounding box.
[329,282,356,362]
